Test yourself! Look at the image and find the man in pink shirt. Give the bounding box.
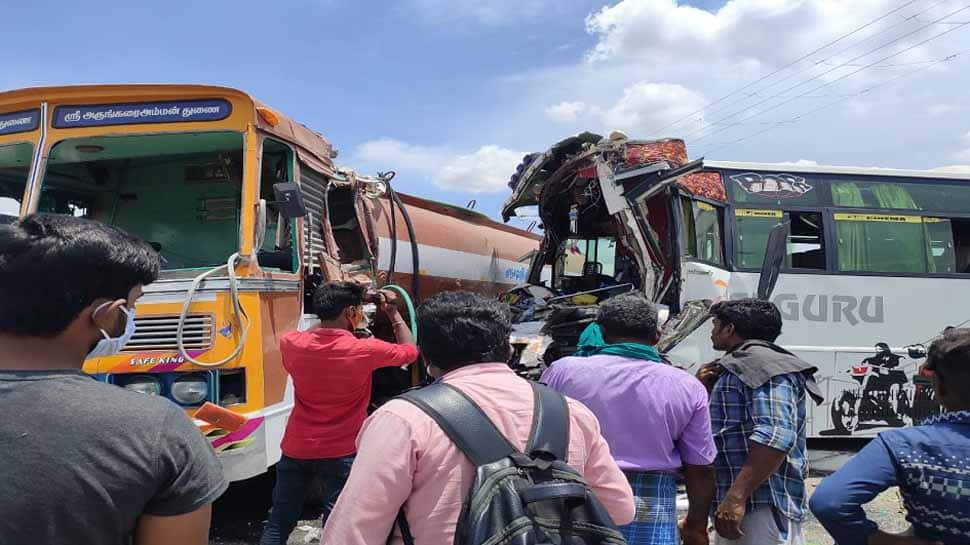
[322,291,635,545]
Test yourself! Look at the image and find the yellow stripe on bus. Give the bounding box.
[834,213,923,223]
[735,209,782,218]
[697,202,715,211]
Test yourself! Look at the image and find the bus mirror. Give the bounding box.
[272,182,307,219]
[757,220,790,301]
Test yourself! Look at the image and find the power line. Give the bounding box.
[686,4,970,147]
[696,0,954,116]
[696,48,967,157]
[646,0,924,136]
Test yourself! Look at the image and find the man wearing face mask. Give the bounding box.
[0,214,228,545]
[260,281,418,545]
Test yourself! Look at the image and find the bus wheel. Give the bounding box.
[831,393,859,434]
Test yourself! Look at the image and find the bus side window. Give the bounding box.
[834,213,961,274]
[788,211,825,269]
[734,209,825,270]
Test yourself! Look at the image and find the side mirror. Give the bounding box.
[272,182,307,219]
[757,220,790,301]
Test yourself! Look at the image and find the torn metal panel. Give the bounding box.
[499,132,722,364]
[657,299,713,353]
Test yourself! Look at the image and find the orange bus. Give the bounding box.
[0,84,540,481]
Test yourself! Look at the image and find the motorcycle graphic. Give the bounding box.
[830,343,940,434]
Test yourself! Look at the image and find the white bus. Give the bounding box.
[663,161,970,438]
[503,136,969,439]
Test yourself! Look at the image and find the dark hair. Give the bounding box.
[0,213,159,337]
[416,291,511,371]
[313,282,365,320]
[597,293,658,341]
[709,298,783,342]
[926,328,970,400]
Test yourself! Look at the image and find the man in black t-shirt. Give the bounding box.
[0,214,228,545]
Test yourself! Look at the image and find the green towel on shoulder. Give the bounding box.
[574,323,662,362]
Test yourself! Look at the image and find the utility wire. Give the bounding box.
[686,5,970,147]
[697,47,967,156]
[682,0,953,126]
[647,0,924,136]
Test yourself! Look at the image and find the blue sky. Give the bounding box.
[4,0,970,227]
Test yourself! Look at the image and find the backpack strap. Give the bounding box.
[526,381,570,461]
[399,382,516,467]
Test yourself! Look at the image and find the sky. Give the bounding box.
[3,0,970,227]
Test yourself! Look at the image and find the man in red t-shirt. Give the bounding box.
[260,281,418,545]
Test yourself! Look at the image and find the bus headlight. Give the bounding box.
[122,375,162,396]
[171,373,209,405]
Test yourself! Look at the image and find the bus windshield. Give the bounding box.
[0,142,33,223]
[39,132,244,270]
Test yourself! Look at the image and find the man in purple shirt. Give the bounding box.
[542,293,716,545]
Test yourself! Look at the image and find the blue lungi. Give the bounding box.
[619,471,678,545]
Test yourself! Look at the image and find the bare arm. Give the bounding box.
[135,506,211,545]
[681,464,715,545]
[380,290,415,346]
[715,442,786,539]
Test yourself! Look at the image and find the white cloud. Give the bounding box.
[953,131,970,163]
[545,101,587,122]
[600,81,707,135]
[583,0,953,69]
[928,103,961,116]
[355,139,526,194]
[437,146,527,193]
[771,159,820,166]
[356,138,448,171]
[931,165,970,174]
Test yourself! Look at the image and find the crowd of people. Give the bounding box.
[1,213,969,545]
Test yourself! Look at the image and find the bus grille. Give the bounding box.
[121,314,214,352]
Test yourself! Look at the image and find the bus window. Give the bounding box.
[681,197,724,266]
[735,209,781,269]
[834,213,956,274]
[680,197,696,257]
[734,209,825,270]
[40,132,244,270]
[788,211,825,269]
[0,142,32,223]
[832,180,970,214]
[328,185,369,265]
[258,139,296,272]
[554,237,617,291]
[694,201,724,265]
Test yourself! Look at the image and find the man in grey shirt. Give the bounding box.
[0,214,228,545]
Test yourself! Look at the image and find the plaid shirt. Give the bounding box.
[710,371,808,522]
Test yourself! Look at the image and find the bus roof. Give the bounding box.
[705,160,970,181]
[0,83,336,174]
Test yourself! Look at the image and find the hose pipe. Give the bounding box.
[176,253,252,368]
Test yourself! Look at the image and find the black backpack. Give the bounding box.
[393,381,627,545]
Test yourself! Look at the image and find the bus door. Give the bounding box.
[672,192,729,309]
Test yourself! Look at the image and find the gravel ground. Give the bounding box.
[210,476,910,544]
[802,478,909,545]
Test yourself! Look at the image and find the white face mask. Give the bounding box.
[87,302,136,359]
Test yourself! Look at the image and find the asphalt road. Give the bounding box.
[210,469,910,545]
